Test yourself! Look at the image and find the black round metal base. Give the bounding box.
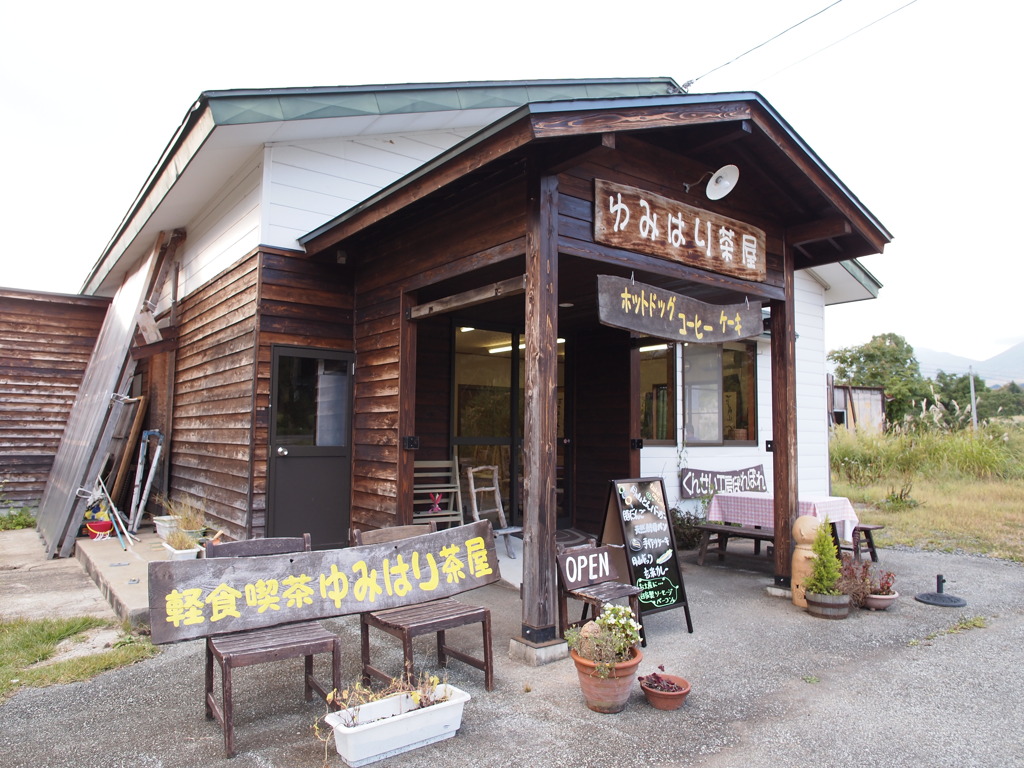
[915,592,967,607]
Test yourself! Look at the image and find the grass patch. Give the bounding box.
[0,508,36,530]
[0,617,157,701]
[832,477,1024,562]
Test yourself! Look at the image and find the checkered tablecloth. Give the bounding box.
[707,492,859,540]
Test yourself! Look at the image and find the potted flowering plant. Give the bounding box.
[838,556,898,611]
[864,567,898,611]
[638,664,691,710]
[564,603,643,713]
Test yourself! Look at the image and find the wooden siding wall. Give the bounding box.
[348,177,528,530]
[252,251,354,537]
[169,256,259,540]
[0,291,109,508]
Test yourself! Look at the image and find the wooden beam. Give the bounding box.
[407,276,526,320]
[787,217,852,247]
[770,241,798,588]
[529,102,755,139]
[519,170,560,646]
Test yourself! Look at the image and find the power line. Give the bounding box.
[755,0,921,85]
[681,1,845,91]
[682,0,922,92]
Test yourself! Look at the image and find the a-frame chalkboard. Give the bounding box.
[601,478,693,633]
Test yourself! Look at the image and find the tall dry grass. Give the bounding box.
[831,422,1024,562]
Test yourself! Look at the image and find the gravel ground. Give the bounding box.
[2,534,1022,768]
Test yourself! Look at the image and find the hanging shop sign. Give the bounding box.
[679,465,768,498]
[594,179,767,282]
[596,274,762,344]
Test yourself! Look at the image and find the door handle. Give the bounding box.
[276,446,289,457]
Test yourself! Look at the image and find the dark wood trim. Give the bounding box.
[407,276,526,320]
[558,236,786,302]
[750,107,890,255]
[398,291,418,525]
[628,341,641,477]
[770,239,798,586]
[529,102,755,139]
[788,217,852,247]
[520,170,560,644]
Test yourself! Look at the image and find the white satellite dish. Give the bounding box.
[706,164,739,200]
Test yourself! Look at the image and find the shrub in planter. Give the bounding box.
[803,518,850,619]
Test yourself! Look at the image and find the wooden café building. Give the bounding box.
[27,78,889,652]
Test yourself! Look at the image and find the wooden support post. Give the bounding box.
[519,171,560,646]
[770,241,798,587]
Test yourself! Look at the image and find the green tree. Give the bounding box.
[932,372,1024,423]
[828,333,927,425]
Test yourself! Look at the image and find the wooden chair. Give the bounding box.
[204,534,341,758]
[350,524,495,691]
[412,459,464,528]
[465,464,522,558]
[556,543,645,646]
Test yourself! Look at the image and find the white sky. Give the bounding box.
[0,0,1019,361]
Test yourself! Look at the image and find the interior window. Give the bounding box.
[639,343,676,444]
[683,341,756,444]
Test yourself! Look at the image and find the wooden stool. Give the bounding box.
[833,522,883,562]
[850,524,883,562]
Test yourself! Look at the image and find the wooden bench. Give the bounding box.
[148,521,500,758]
[696,522,775,566]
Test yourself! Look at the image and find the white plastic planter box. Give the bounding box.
[324,684,470,767]
[161,541,202,560]
[153,515,177,540]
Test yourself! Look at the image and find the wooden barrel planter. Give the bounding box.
[805,592,850,619]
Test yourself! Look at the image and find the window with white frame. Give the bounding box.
[683,341,756,444]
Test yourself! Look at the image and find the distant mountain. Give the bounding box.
[916,341,1024,387]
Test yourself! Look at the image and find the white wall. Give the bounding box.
[163,128,481,306]
[642,270,832,510]
[261,130,479,248]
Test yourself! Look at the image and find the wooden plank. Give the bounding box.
[408,276,526,320]
[594,179,767,282]
[597,274,762,344]
[520,171,560,643]
[770,243,798,586]
[148,521,501,645]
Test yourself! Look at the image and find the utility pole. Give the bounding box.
[969,365,978,431]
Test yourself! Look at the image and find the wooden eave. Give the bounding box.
[301,93,890,267]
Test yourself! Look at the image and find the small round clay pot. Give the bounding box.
[639,674,691,711]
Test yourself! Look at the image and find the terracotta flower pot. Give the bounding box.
[864,590,899,611]
[640,674,691,711]
[570,647,643,714]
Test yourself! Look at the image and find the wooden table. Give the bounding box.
[707,492,860,541]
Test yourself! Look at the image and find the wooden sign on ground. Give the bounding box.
[148,521,498,644]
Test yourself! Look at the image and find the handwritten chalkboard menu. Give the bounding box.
[601,478,692,631]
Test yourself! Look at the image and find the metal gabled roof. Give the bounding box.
[82,78,683,295]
